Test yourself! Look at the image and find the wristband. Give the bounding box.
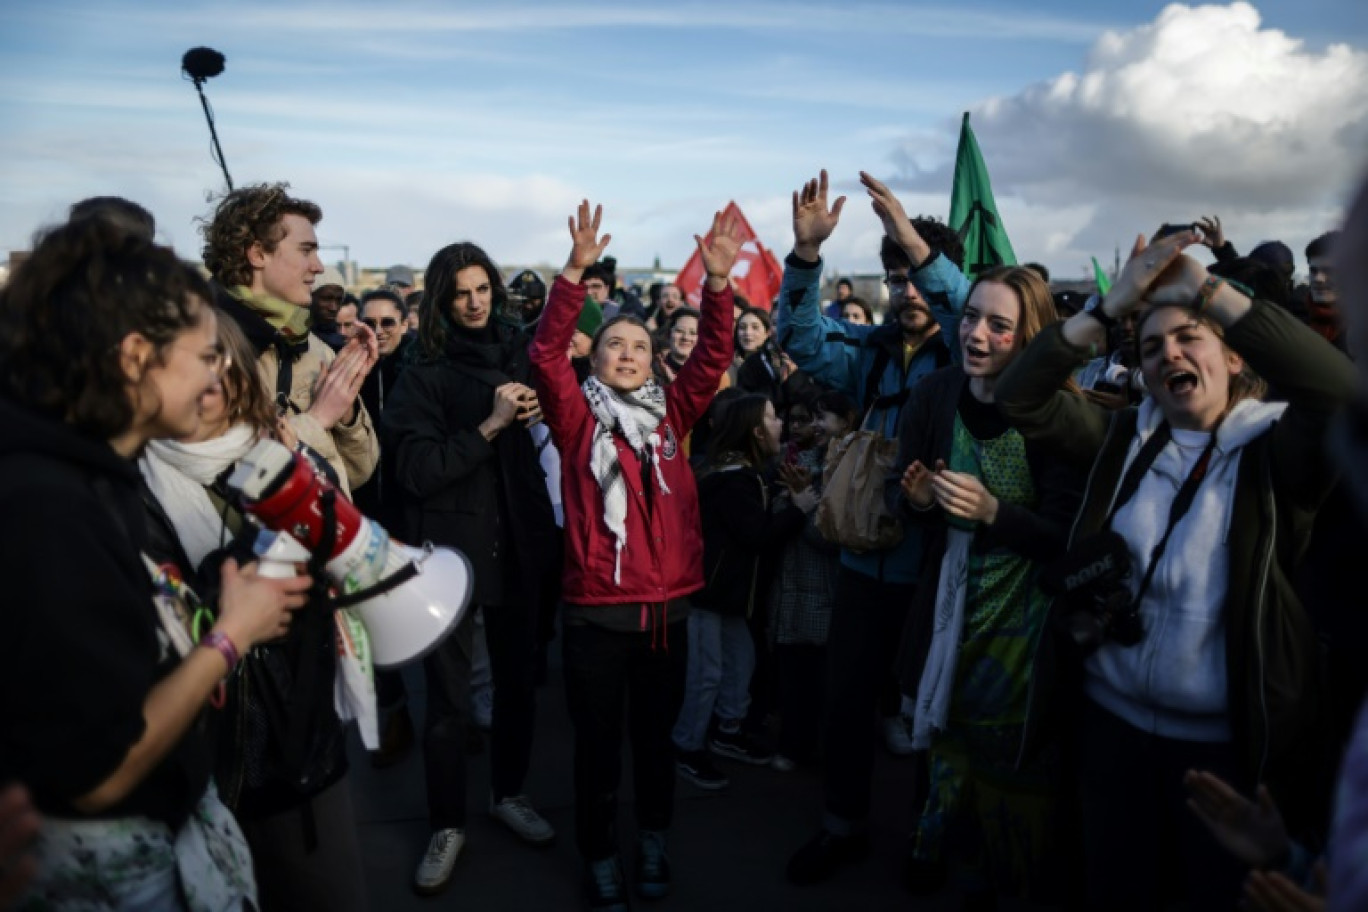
[1083,293,1119,334]
[200,631,240,675]
[1193,276,1226,315]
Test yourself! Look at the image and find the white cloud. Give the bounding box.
[886,2,1368,271]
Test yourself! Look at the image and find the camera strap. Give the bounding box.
[1107,420,1220,607]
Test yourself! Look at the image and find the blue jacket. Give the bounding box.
[775,251,960,584]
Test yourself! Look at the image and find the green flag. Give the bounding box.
[1092,256,1112,295]
[949,112,1016,279]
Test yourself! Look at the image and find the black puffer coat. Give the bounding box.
[383,322,559,608]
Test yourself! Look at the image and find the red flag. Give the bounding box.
[675,201,782,311]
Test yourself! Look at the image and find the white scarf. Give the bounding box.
[139,425,259,569]
[581,376,670,584]
[911,527,972,749]
[141,425,380,748]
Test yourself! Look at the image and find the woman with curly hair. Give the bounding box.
[0,214,306,909]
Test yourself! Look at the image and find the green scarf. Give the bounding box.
[230,286,313,341]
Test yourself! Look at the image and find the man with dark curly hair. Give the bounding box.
[200,182,379,496]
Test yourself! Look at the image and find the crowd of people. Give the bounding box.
[0,163,1365,912]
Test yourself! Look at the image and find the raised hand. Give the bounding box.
[860,171,931,266]
[696,209,745,291]
[932,469,999,524]
[792,169,846,261]
[1183,770,1290,869]
[565,200,612,280]
[1102,230,1201,318]
[1196,215,1226,251]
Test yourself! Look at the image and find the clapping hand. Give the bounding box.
[778,462,813,494]
[900,459,942,509]
[933,469,999,524]
[792,169,846,261]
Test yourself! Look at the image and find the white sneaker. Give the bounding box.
[490,794,555,846]
[414,828,465,895]
[882,714,916,756]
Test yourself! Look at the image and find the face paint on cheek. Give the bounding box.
[994,331,1015,349]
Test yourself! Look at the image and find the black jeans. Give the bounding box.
[775,643,825,763]
[821,567,916,827]
[422,599,541,827]
[423,612,475,830]
[484,600,540,802]
[1076,698,1247,911]
[562,618,688,861]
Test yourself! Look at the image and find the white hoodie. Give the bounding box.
[1084,396,1287,742]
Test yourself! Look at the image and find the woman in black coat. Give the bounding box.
[382,242,561,894]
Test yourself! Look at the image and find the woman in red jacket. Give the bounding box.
[530,201,739,911]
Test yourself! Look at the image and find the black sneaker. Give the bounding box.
[708,727,773,765]
[634,830,671,900]
[675,750,730,790]
[584,855,630,912]
[785,829,870,885]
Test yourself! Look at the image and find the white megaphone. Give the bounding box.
[225,438,472,668]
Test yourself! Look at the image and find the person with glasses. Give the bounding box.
[0,215,307,908]
[775,171,962,887]
[353,287,420,772]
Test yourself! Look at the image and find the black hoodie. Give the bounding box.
[0,399,210,828]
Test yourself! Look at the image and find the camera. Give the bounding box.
[1042,531,1144,653]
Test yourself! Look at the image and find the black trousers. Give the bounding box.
[562,619,688,861]
[1075,698,1248,911]
[240,775,367,912]
[423,599,541,827]
[821,567,916,826]
[775,643,825,763]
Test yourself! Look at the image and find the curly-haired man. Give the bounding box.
[201,183,378,495]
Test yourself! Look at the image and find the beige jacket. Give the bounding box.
[255,334,379,497]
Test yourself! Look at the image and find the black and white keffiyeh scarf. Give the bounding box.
[581,375,671,583]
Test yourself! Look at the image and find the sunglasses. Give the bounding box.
[362,317,401,330]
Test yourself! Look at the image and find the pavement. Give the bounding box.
[347,651,971,912]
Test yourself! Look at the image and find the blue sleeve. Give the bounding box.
[912,252,970,364]
[774,255,876,397]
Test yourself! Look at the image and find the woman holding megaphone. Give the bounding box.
[0,215,309,908]
[138,310,371,911]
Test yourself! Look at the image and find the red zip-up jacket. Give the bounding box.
[530,275,734,607]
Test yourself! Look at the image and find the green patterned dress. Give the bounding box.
[912,412,1057,897]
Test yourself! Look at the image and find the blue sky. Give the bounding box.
[1,1,1365,282]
